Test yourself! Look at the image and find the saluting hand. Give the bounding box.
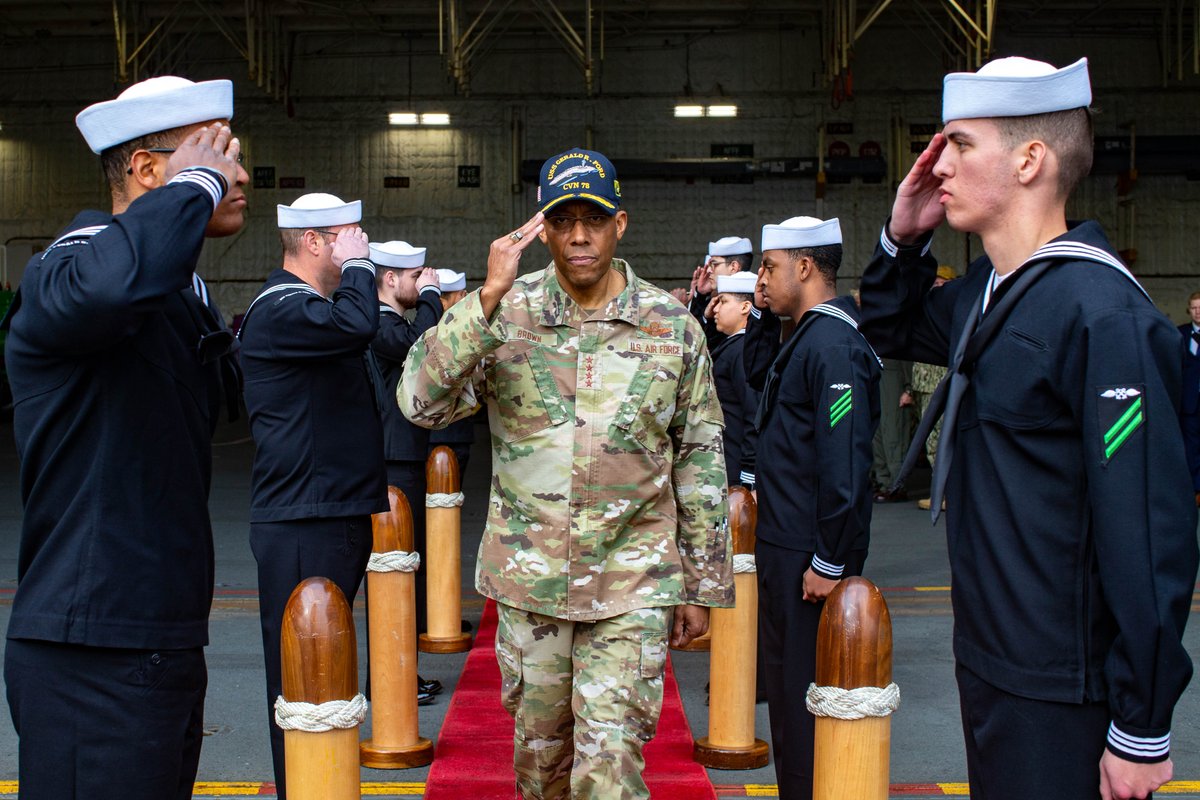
[415,266,440,292]
[696,263,715,296]
[330,226,369,269]
[754,266,768,310]
[166,124,241,194]
[889,132,948,245]
[481,212,544,319]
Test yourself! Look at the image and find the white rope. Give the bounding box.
[732,553,756,574]
[806,682,901,719]
[274,693,367,732]
[426,492,464,508]
[367,550,421,573]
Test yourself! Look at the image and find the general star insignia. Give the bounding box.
[1098,384,1145,461]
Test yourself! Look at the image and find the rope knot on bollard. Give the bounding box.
[805,682,901,720]
[731,553,756,574]
[274,694,368,732]
[426,491,464,508]
[367,550,421,573]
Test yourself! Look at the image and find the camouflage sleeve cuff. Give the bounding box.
[426,288,506,380]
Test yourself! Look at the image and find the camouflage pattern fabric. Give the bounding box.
[495,602,671,800]
[911,361,947,467]
[399,259,735,621]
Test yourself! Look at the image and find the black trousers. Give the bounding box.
[956,663,1119,799]
[1182,411,1200,491]
[757,540,867,800]
[250,516,373,800]
[5,638,206,800]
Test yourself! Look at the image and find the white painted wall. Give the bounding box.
[1,23,1197,319]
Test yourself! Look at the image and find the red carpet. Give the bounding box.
[425,600,717,799]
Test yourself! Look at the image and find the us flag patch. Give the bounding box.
[1098,385,1144,462]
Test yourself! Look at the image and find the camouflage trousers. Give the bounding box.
[495,602,671,800]
[912,389,943,468]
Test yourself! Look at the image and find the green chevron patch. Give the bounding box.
[1098,385,1144,461]
[829,386,852,428]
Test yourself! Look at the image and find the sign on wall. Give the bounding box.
[457,165,481,188]
[253,166,276,189]
[711,143,753,158]
[384,176,411,188]
[279,177,306,189]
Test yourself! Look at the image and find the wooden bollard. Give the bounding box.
[360,486,435,768]
[279,577,363,800]
[693,486,769,768]
[811,576,896,800]
[419,445,472,653]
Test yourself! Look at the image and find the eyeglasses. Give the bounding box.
[545,214,611,232]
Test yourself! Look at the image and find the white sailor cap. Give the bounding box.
[369,241,427,269]
[716,273,757,294]
[708,236,753,257]
[761,216,842,251]
[277,193,362,229]
[942,57,1091,124]
[75,76,234,154]
[437,269,466,292]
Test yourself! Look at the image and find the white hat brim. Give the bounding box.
[76,79,234,154]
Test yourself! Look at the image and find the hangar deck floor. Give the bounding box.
[0,416,1197,799]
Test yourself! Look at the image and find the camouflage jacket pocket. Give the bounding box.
[612,360,680,456]
[486,344,569,442]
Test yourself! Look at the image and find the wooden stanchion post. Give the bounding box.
[811,576,896,800]
[278,577,363,800]
[360,486,435,768]
[419,445,471,654]
[693,486,769,768]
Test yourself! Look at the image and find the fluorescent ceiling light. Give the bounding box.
[707,104,738,117]
[674,104,704,118]
[389,112,418,125]
[421,113,451,125]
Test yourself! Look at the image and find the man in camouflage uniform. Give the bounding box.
[399,148,733,799]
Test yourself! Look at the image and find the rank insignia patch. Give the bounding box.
[1098,385,1144,461]
[829,384,852,428]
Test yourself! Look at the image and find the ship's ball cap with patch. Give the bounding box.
[537,149,621,215]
